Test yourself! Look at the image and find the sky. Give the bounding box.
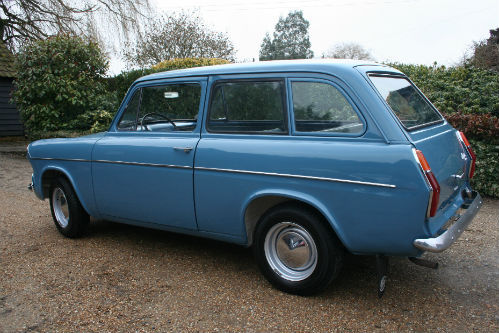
[109,0,498,73]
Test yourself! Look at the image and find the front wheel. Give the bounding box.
[253,204,343,296]
[49,177,89,238]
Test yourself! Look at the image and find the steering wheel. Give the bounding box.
[139,112,176,131]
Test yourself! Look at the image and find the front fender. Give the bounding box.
[34,163,99,218]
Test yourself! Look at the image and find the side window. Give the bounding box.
[208,81,287,134]
[291,81,363,134]
[118,83,201,132]
[117,89,141,131]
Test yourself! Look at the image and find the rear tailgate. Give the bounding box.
[408,122,468,212]
[368,74,471,217]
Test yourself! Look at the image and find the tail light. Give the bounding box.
[457,131,476,179]
[413,149,440,218]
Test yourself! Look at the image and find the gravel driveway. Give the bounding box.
[1,152,498,332]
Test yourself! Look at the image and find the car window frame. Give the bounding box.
[367,73,444,132]
[205,78,290,135]
[116,88,142,131]
[287,78,367,137]
[111,78,207,134]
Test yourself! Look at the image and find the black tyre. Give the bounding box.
[49,177,89,238]
[253,203,343,296]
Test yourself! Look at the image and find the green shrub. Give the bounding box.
[13,35,110,134]
[471,140,499,197]
[105,68,151,110]
[445,112,499,144]
[151,57,230,71]
[26,130,91,141]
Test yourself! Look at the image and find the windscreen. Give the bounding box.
[369,75,442,130]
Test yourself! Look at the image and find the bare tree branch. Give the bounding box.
[0,0,151,51]
[122,11,235,68]
[322,42,374,61]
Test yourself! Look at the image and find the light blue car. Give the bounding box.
[27,60,482,296]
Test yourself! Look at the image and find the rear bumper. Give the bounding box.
[413,191,482,253]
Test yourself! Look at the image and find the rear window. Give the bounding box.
[369,75,442,130]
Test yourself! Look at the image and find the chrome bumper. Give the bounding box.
[413,191,482,253]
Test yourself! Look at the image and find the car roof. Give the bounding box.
[135,59,395,83]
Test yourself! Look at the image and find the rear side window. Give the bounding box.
[207,81,287,134]
[369,75,442,130]
[291,81,363,134]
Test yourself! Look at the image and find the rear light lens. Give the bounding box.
[414,149,440,218]
[458,131,476,179]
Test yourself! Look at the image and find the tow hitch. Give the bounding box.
[409,257,439,269]
[375,256,439,298]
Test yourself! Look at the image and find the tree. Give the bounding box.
[0,0,151,50]
[259,11,313,61]
[122,11,235,68]
[469,28,499,72]
[13,35,112,133]
[322,42,374,60]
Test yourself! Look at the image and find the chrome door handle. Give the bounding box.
[173,147,193,153]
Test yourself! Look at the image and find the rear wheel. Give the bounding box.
[253,203,343,296]
[49,177,89,238]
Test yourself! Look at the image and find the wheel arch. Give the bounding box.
[39,166,92,216]
[242,190,348,249]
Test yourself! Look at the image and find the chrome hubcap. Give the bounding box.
[264,222,317,281]
[52,188,69,228]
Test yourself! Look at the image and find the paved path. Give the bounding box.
[0,153,498,332]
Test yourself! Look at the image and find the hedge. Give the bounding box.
[390,63,499,117]
[445,112,499,144]
[470,140,499,198]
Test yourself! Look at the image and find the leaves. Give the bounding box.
[445,112,499,144]
[13,35,109,133]
[259,11,313,61]
[470,140,499,198]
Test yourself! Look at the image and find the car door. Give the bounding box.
[92,78,206,230]
[194,75,292,240]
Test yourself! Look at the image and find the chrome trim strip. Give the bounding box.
[29,157,192,170]
[30,157,90,162]
[93,159,192,169]
[30,157,396,187]
[195,166,396,188]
